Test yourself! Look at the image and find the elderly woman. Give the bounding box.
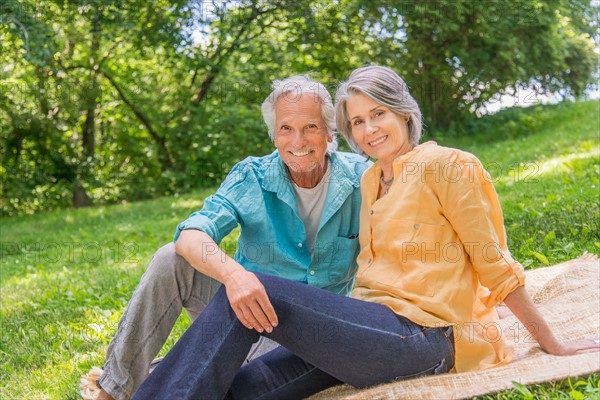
[132,66,599,400]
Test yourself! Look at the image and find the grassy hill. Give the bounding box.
[1,100,599,399]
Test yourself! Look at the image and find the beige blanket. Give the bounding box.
[309,254,600,400]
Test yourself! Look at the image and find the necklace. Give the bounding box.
[380,175,394,195]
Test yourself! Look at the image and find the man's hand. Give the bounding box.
[223,269,278,333]
[175,230,279,333]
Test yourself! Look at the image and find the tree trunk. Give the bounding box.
[73,15,100,208]
[72,180,92,207]
[83,75,97,157]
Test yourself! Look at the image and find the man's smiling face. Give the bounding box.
[274,93,329,183]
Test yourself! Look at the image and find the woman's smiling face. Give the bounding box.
[346,92,413,164]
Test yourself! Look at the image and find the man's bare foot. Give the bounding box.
[96,389,114,400]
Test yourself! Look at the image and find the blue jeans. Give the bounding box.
[98,243,279,400]
[133,272,455,400]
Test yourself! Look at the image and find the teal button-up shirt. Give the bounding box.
[174,150,370,295]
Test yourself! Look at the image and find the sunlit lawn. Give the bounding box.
[1,100,598,399]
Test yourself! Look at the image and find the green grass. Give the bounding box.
[1,100,599,399]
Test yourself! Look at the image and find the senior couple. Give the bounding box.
[93,66,599,400]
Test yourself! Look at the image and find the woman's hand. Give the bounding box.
[542,338,600,356]
[504,286,600,356]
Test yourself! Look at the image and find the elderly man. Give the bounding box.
[90,75,370,400]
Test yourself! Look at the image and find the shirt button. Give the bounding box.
[370,210,374,215]
[298,242,303,247]
[309,270,315,275]
[367,258,372,264]
[414,223,420,229]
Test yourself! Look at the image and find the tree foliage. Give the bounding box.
[1,0,597,215]
[356,0,598,128]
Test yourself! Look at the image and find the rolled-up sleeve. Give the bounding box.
[173,164,248,244]
[442,154,525,307]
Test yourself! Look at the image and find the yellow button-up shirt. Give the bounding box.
[351,142,526,372]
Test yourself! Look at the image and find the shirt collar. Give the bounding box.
[261,150,361,193]
[260,151,360,228]
[367,141,438,178]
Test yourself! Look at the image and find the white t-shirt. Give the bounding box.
[291,162,331,256]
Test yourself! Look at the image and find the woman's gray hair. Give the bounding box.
[335,66,422,156]
[262,75,338,154]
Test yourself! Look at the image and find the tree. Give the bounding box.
[1,0,326,213]
[1,0,597,215]
[355,0,598,128]
[1,0,192,211]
